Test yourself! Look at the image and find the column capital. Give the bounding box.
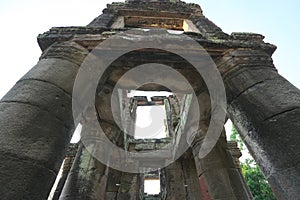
[217,48,275,77]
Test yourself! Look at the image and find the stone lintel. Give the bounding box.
[38,27,276,57]
[106,0,203,16]
[118,9,191,19]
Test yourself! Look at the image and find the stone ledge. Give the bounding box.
[106,0,203,16]
[231,32,265,42]
[38,27,276,56]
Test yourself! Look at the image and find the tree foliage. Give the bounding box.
[241,159,276,200]
[230,127,276,200]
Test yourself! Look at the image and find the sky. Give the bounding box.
[198,0,300,90]
[0,0,299,100]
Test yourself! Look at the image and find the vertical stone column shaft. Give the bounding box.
[116,172,140,200]
[58,143,108,200]
[195,130,253,200]
[0,41,88,200]
[52,144,79,200]
[165,159,187,200]
[59,120,120,200]
[181,152,203,200]
[218,48,300,200]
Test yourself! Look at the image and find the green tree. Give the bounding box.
[230,127,276,200]
[241,159,276,200]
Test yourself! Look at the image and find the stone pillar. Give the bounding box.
[116,172,140,200]
[105,168,123,199]
[191,89,251,199]
[59,120,119,200]
[181,151,203,200]
[218,48,300,200]
[165,160,187,200]
[58,143,108,200]
[194,130,253,200]
[0,41,88,200]
[52,143,79,200]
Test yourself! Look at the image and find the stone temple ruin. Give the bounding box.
[0,0,299,199]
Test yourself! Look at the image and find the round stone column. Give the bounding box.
[218,48,300,200]
[0,41,88,200]
[59,121,119,200]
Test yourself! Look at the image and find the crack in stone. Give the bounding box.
[17,78,73,97]
[231,78,274,103]
[0,101,72,129]
[0,148,59,176]
[263,107,300,122]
